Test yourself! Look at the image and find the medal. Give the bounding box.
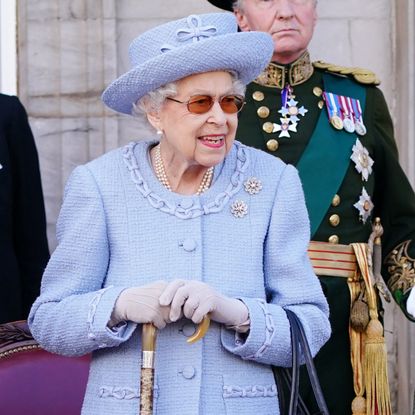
[353,187,374,224]
[330,115,344,130]
[340,96,355,133]
[324,91,344,131]
[274,85,308,138]
[272,118,298,137]
[343,117,355,133]
[350,138,374,181]
[351,98,367,136]
[355,119,367,136]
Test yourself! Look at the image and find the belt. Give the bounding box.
[308,241,357,278]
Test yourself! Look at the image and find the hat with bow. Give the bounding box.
[102,12,273,114]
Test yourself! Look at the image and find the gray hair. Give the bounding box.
[232,0,243,10]
[133,72,246,129]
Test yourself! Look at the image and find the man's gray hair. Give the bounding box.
[232,0,243,11]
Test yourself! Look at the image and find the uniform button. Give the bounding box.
[328,235,339,244]
[266,139,279,152]
[257,106,270,118]
[313,86,323,97]
[181,238,197,252]
[262,122,274,134]
[252,91,264,101]
[179,198,193,209]
[318,100,324,109]
[331,194,341,207]
[180,323,196,337]
[180,365,196,379]
[329,214,340,227]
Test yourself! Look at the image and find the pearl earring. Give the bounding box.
[156,130,163,136]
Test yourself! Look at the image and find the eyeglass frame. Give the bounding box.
[166,94,246,114]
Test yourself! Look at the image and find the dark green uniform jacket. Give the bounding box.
[236,53,415,415]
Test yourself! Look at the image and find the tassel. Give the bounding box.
[351,396,366,415]
[363,318,392,415]
[350,290,370,332]
[352,234,393,415]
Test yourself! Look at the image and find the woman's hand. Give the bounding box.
[109,281,175,329]
[159,280,250,331]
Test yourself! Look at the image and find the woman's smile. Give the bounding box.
[198,134,226,148]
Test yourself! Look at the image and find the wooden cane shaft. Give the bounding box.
[140,367,154,415]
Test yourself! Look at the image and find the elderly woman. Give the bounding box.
[29,12,330,415]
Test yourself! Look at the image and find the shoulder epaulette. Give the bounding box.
[313,60,381,86]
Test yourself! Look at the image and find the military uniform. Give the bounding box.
[236,52,415,414]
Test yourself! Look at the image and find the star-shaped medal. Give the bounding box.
[353,187,374,224]
[350,139,374,181]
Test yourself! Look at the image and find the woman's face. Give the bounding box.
[152,71,239,169]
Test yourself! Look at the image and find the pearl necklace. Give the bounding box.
[153,143,214,195]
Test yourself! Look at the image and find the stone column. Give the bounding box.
[390,1,415,413]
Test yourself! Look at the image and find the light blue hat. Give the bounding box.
[102,13,273,115]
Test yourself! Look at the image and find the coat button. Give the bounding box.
[262,122,274,134]
[180,366,196,379]
[331,194,341,207]
[329,214,340,227]
[266,139,279,151]
[328,235,339,244]
[252,91,264,101]
[257,106,270,118]
[313,86,323,97]
[181,238,197,252]
[180,323,196,337]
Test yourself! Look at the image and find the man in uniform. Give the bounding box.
[205,1,415,414]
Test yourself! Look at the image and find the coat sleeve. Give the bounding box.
[370,87,415,322]
[28,165,136,356]
[221,164,331,366]
[9,96,49,317]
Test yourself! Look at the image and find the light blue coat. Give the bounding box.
[29,140,330,415]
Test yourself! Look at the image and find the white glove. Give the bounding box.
[407,286,415,318]
[109,281,174,329]
[159,280,250,332]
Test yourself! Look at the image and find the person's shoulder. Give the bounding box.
[0,93,18,105]
[313,60,381,87]
[0,94,24,120]
[85,139,152,172]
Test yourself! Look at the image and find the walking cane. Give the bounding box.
[139,316,210,415]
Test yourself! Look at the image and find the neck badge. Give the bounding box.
[273,85,308,138]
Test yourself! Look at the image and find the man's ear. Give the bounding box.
[234,10,250,32]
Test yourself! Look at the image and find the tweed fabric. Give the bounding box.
[101,13,273,114]
[29,140,330,415]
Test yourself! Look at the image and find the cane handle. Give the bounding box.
[187,315,210,344]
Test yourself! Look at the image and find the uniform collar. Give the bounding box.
[254,51,314,89]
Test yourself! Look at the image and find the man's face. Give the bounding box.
[235,0,317,64]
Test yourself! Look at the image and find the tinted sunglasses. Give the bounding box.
[166,94,245,114]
